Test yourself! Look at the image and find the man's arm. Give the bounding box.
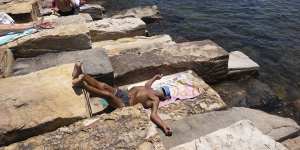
[150,96,172,136]
[0,23,33,36]
[145,74,162,88]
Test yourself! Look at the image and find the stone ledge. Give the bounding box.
[159,107,300,149]
[7,23,92,58]
[88,17,146,42]
[11,49,113,84]
[170,120,287,150]
[92,35,175,56]
[111,40,229,85]
[0,64,88,146]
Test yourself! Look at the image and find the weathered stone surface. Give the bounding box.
[43,14,93,26]
[228,51,260,79]
[80,4,105,20]
[282,136,300,150]
[212,78,279,108]
[11,49,113,84]
[159,107,300,149]
[112,5,161,24]
[0,64,88,146]
[6,23,91,58]
[88,17,146,42]
[170,120,288,150]
[2,105,151,149]
[0,0,37,22]
[0,49,14,78]
[112,40,229,85]
[92,35,175,56]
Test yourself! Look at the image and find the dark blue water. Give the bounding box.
[107,0,300,101]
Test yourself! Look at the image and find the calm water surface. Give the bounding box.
[107,0,300,101]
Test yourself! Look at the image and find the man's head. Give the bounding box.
[154,86,171,101]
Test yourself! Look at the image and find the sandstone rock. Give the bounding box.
[80,4,105,20]
[92,35,175,56]
[2,105,151,149]
[228,51,260,79]
[42,14,93,26]
[6,23,91,58]
[0,49,14,78]
[112,40,228,85]
[212,78,279,108]
[138,142,154,150]
[170,120,288,150]
[282,136,300,150]
[0,0,39,22]
[0,64,89,146]
[159,107,299,149]
[11,49,113,84]
[88,17,146,42]
[112,5,162,24]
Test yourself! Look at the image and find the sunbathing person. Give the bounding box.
[72,62,172,136]
[52,0,83,16]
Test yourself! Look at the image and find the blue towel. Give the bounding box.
[0,28,37,46]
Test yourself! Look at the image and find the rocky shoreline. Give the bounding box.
[0,0,299,149]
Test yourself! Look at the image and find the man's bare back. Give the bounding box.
[72,62,172,136]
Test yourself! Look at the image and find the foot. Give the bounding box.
[72,74,84,87]
[72,61,83,79]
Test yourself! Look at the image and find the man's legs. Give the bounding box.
[72,63,125,108]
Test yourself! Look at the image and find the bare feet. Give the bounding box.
[72,61,82,79]
[72,74,84,87]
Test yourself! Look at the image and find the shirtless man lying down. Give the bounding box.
[72,62,172,136]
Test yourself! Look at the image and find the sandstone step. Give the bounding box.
[159,107,300,149]
[0,0,38,23]
[80,4,105,20]
[111,40,229,85]
[42,14,93,26]
[3,23,92,58]
[1,105,151,149]
[0,64,89,146]
[11,48,113,84]
[170,120,288,150]
[111,5,162,24]
[92,35,175,56]
[88,17,146,42]
[227,51,260,79]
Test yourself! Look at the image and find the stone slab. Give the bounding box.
[80,4,105,20]
[2,105,151,149]
[111,5,161,24]
[88,17,146,42]
[159,107,300,149]
[282,136,300,150]
[0,64,88,146]
[228,51,259,78]
[42,14,93,26]
[5,23,91,58]
[92,35,175,56]
[111,40,229,85]
[228,51,259,70]
[170,120,288,150]
[11,48,113,84]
